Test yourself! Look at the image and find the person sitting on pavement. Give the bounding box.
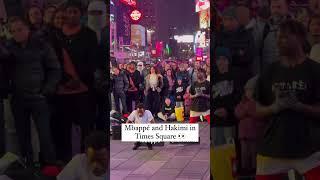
[157,97,176,122]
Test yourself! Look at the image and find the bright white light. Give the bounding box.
[174,35,194,43]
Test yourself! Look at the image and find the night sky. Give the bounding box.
[156,0,198,42]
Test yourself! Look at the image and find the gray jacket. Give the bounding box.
[112,72,129,93]
[253,16,291,74]
[7,37,61,98]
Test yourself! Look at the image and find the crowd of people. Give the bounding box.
[110,58,210,126]
[0,0,108,179]
[212,0,320,179]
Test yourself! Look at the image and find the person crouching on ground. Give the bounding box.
[157,97,176,122]
[189,68,210,123]
[127,103,155,150]
[57,131,108,180]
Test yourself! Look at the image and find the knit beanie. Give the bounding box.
[215,47,232,63]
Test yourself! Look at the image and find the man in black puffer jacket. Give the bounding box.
[6,16,60,166]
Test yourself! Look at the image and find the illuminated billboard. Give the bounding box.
[131,24,146,47]
[174,35,194,43]
[195,0,210,12]
[130,9,142,21]
[120,0,137,7]
[199,9,210,29]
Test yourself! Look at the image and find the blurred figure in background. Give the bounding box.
[43,5,56,26]
[27,5,43,31]
[87,0,108,131]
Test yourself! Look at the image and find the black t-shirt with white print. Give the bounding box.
[254,58,320,158]
[212,71,238,127]
[190,80,210,112]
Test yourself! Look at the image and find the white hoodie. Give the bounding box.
[87,0,107,42]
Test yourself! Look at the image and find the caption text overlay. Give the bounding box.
[121,124,199,143]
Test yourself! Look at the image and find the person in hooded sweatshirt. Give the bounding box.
[87,0,108,131]
[212,47,239,146]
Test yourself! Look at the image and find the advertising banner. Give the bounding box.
[120,0,137,7]
[131,24,146,47]
[199,9,210,29]
[195,0,210,12]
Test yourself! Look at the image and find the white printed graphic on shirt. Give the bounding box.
[176,86,184,93]
[272,80,308,97]
[212,80,234,98]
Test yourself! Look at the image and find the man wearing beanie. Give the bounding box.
[213,6,255,101]
[212,47,238,146]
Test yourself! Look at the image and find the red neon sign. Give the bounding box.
[130,10,142,21]
[120,0,136,7]
[196,56,203,61]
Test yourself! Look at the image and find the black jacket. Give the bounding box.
[126,70,141,92]
[59,26,99,91]
[6,36,61,98]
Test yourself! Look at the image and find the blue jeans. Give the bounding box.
[114,91,127,114]
[11,96,56,164]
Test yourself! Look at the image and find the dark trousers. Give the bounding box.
[11,96,56,164]
[96,94,108,131]
[138,90,144,104]
[114,91,127,114]
[0,99,4,156]
[134,142,152,148]
[126,91,138,113]
[51,93,95,163]
[146,90,160,115]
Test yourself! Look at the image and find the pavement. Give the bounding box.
[110,122,210,180]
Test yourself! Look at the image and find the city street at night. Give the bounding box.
[111,122,210,180]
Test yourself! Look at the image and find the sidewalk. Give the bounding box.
[111,122,210,180]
